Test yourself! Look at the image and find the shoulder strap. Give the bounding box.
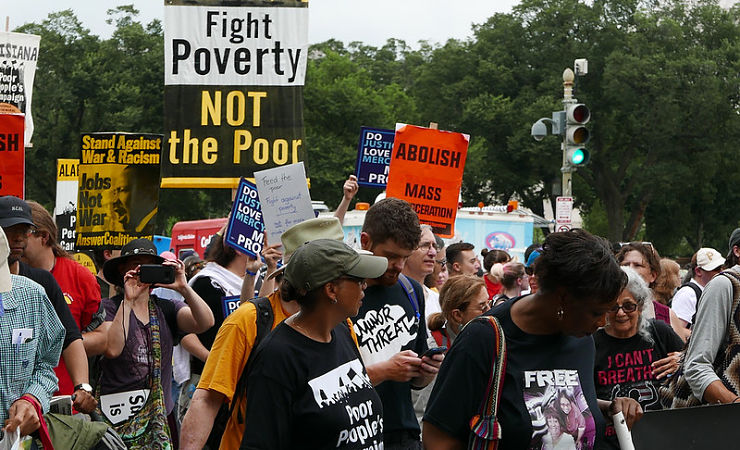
[468,316,507,448]
[682,282,704,326]
[398,274,421,321]
[249,296,275,343]
[230,297,275,419]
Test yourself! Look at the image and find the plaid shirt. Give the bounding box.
[0,275,64,423]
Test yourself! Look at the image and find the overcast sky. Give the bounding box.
[2,0,518,46]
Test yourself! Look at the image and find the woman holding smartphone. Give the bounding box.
[241,239,388,449]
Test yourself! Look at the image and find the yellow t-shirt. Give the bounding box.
[197,291,359,450]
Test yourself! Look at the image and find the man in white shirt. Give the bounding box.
[402,225,441,326]
[672,247,725,328]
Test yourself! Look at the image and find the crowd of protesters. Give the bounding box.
[3,179,740,450]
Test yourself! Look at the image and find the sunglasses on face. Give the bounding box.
[610,302,639,313]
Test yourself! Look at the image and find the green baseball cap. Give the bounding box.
[285,239,388,293]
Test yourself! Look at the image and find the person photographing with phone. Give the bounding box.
[97,239,214,449]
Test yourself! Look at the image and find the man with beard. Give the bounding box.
[353,198,444,450]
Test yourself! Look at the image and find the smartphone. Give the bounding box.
[422,346,448,358]
[139,264,175,285]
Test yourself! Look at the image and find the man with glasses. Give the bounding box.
[354,198,443,450]
[402,224,442,326]
[0,196,97,413]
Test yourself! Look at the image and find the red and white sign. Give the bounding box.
[556,196,573,223]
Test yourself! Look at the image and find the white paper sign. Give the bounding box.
[0,32,41,145]
[254,162,314,246]
[164,5,308,86]
[100,389,150,425]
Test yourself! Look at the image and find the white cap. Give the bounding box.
[0,227,12,293]
[696,247,725,271]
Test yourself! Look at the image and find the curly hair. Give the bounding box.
[616,242,661,287]
[362,198,421,250]
[535,229,626,304]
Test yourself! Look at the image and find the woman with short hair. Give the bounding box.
[423,229,642,450]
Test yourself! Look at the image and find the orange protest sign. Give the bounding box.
[386,124,469,238]
[0,113,25,198]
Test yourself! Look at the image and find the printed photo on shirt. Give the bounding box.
[523,370,596,450]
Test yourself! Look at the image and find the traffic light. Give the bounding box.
[564,103,590,167]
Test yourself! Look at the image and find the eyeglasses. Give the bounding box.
[339,276,367,288]
[417,241,436,252]
[610,302,639,313]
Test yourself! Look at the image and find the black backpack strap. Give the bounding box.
[398,274,421,322]
[681,282,704,327]
[230,296,275,420]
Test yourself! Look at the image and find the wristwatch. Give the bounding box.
[74,383,93,394]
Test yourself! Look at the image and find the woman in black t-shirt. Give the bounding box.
[241,239,389,450]
[593,266,683,449]
[423,229,644,450]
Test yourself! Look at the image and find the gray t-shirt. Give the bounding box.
[101,295,186,413]
[685,266,740,400]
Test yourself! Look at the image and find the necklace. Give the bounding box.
[290,315,330,342]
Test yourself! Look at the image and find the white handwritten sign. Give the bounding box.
[254,162,314,246]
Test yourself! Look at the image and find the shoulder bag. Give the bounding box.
[98,298,173,449]
[468,315,507,450]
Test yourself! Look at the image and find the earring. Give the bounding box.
[557,307,564,321]
[331,297,338,304]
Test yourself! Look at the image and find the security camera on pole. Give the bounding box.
[530,59,589,230]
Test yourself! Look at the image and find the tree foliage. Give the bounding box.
[16,0,740,253]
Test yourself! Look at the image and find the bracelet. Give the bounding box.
[245,270,257,276]
[732,396,740,403]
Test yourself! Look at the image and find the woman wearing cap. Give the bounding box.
[593,266,684,449]
[98,238,214,448]
[423,229,643,450]
[241,239,388,449]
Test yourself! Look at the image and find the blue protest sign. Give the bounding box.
[221,295,241,320]
[355,127,394,188]
[225,177,265,258]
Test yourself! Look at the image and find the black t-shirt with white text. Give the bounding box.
[241,321,383,450]
[352,276,428,437]
[424,296,604,450]
[593,319,684,449]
